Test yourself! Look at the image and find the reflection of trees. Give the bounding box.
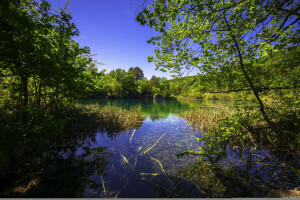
[19,108,144,197]
[0,112,137,197]
[19,140,112,197]
[148,115,168,122]
[10,135,112,197]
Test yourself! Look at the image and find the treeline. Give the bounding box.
[83,45,300,100]
[82,66,170,99]
[168,46,300,100]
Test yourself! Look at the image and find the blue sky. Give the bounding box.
[47,0,199,79]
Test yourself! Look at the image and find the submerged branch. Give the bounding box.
[140,133,166,155]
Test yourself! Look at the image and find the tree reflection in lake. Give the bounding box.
[24,146,111,197]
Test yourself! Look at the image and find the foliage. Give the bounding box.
[136,0,299,78]
[129,66,144,81]
[0,0,95,109]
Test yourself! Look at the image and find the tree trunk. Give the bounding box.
[21,75,28,107]
[222,11,300,157]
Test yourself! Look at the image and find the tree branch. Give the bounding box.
[206,85,299,94]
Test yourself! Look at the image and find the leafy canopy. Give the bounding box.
[136,0,300,77]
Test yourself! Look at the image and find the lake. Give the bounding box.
[23,99,299,198]
[79,98,229,197]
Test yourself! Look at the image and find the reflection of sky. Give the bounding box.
[76,114,201,197]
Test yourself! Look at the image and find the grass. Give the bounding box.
[178,101,300,198]
[0,103,144,196]
[82,104,144,134]
[180,105,232,131]
[58,104,144,137]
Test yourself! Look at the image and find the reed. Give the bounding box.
[180,105,232,131]
[65,104,144,135]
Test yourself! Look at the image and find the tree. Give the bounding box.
[129,66,144,81]
[159,77,171,97]
[137,77,152,97]
[149,75,159,88]
[136,0,300,136]
[0,0,93,109]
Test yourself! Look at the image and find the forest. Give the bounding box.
[0,0,299,198]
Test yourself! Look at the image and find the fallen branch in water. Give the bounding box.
[140,133,166,155]
[129,129,136,144]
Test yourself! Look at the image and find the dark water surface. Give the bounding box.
[22,99,299,198]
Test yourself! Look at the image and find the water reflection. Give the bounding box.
[23,143,112,197]
[80,115,202,198]
[81,98,232,118]
[5,99,298,198]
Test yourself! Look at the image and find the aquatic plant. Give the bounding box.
[180,105,232,131]
[59,104,144,137]
[83,104,144,135]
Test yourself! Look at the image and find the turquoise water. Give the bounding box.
[81,98,232,117]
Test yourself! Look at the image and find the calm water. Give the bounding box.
[23,99,299,198]
[79,98,226,197]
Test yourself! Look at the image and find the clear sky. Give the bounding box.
[47,0,199,79]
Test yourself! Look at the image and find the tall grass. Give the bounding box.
[62,104,144,136]
[180,105,232,131]
[0,103,144,194]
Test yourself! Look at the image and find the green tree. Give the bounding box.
[129,66,144,81]
[0,0,93,109]
[136,0,300,135]
[149,75,161,94]
[159,77,170,97]
[137,77,152,97]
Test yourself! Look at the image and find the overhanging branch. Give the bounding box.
[206,85,299,94]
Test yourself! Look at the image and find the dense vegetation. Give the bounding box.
[136,0,300,151]
[0,0,299,197]
[136,0,300,197]
[0,0,145,195]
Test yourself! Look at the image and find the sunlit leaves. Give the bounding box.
[136,0,300,81]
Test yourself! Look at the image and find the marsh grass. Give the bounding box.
[0,103,144,196]
[62,104,144,136]
[83,104,144,134]
[180,105,232,131]
[178,101,300,197]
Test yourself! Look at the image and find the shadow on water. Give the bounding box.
[24,146,112,197]
[0,126,113,198]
